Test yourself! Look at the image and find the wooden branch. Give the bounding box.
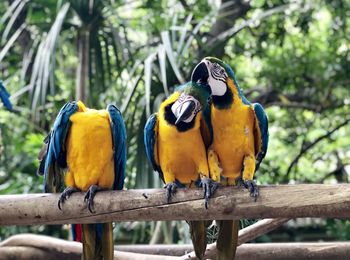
[237,218,290,245]
[1,185,350,225]
[180,218,290,259]
[285,117,350,179]
[235,243,350,260]
[0,234,177,260]
[116,244,193,256]
[117,242,350,259]
[2,235,350,260]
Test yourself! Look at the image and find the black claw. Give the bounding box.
[58,187,79,210]
[58,198,63,210]
[84,185,102,213]
[200,177,219,209]
[164,182,177,203]
[236,177,245,187]
[243,180,259,202]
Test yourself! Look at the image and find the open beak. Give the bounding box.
[191,61,209,84]
[175,100,196,125]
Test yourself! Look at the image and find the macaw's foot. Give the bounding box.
[200,177,219,209]
[242,179,259,202]
[84,185,103,213]
[58,187,80,210]
[164,182,177,203]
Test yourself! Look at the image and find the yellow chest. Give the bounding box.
[65,109,115,191]
[211,102,255,176]
[157,113,207,184]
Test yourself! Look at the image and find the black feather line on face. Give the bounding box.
[210,70,227,84]
[164,102,196,132]
[212,86,233,110]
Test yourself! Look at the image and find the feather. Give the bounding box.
[107,105,127,190]
[0,81,13,111]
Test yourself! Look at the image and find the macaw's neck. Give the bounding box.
[163,102,196,132]
[212,78,243,109]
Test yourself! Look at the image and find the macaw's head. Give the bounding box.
[171,82,210,125]
[191,57,235,97]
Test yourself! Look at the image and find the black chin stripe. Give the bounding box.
[212,87,233,109]
[164,103,196,132]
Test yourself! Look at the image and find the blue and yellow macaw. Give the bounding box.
[38,101,127,260]
[144,82,217,259]
[0,81,13,111]
[192,57,269,260]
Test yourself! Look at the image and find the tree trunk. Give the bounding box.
[76,29,89,102]
[204,0,250,58]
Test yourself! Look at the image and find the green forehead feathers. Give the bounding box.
[176,82,210,107]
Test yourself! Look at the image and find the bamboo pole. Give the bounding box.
[1,185,350,225]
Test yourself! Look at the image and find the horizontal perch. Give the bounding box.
[0,234,176,260]
[1,184,350,225]
[2,234,350,260]
[117,243,350,259]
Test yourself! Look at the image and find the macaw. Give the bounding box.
[144,82,217,259]
[0,81,13,111]
[191,57,269,260]
[38,101,127,260]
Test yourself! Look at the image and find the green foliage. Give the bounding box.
[0,0,349,245]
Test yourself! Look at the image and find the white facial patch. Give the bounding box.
[204,60,228,96]
[171,93,201,123]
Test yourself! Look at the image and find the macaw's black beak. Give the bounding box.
[191,61,209,84]
[175,100,196,125]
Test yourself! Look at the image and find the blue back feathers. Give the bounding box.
[0,81,13,111]
[44,102,127,192]
[144,113,164,182]
[44,102,78,192]
[253,103,269,171]
[107,105,127,191]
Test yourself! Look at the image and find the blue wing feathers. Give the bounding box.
[44,102,78,192]
[0,81,13,111]
[253,103,269,171]
[107,105,127,191]
[144,113,164,182]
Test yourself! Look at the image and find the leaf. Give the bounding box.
[121,75,142,113]
[171,12,178,46]
[0,24,26,63]
[30,2,71,111]
[176,13,193,55]
[144,52,158,117]
[1,0,28,43]
[161,31,185,84]
[157,44,169,97]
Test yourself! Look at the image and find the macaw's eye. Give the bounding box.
[211,63,227,82]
